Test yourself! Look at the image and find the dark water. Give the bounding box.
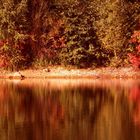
[0,79,140,140]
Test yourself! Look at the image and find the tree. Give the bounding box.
[0,0,140,69]
[93,0,140,66]
[0,0,32,70]
[55,0,108,67]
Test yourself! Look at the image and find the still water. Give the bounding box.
[0,79,140,140]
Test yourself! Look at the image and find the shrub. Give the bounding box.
[128,30,140,69]
[0,33,32,70]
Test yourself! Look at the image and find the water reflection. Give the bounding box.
[0,79,140,140]
[129,83,140,126]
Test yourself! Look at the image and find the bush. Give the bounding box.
[128,30,140,69]
[0,33,32,70]
[60,45,94,68]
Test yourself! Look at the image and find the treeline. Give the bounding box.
[0,0,140,70]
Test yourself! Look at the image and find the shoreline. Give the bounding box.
[0,67,140,79]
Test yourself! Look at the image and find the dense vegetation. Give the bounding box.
[0,0,140,70]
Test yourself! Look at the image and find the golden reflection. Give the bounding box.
[0,79,139,140]
[129,84,140,126]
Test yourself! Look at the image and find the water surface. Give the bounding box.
[0,79,140,140]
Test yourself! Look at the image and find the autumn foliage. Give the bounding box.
[128,30,140,69]
[0,0,140,69]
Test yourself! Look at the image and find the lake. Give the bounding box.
[0,79,140,140]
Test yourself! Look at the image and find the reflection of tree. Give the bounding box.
[66,86,111,122]
[0,82,65,140]
[0,80,140,140]
[61,84,140,140]
[129,84,140,126]
[93,93,137,140]
[61,86,112,140]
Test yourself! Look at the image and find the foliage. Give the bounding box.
[28,0,66,65]
[0,0,29,37]
[56,0,140,68]
[128,30,140,69]
[0,0,31,70]
[0,32,32,70]
[92,0,140,67]
[0,0,140,69]
[57,1,109,67]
